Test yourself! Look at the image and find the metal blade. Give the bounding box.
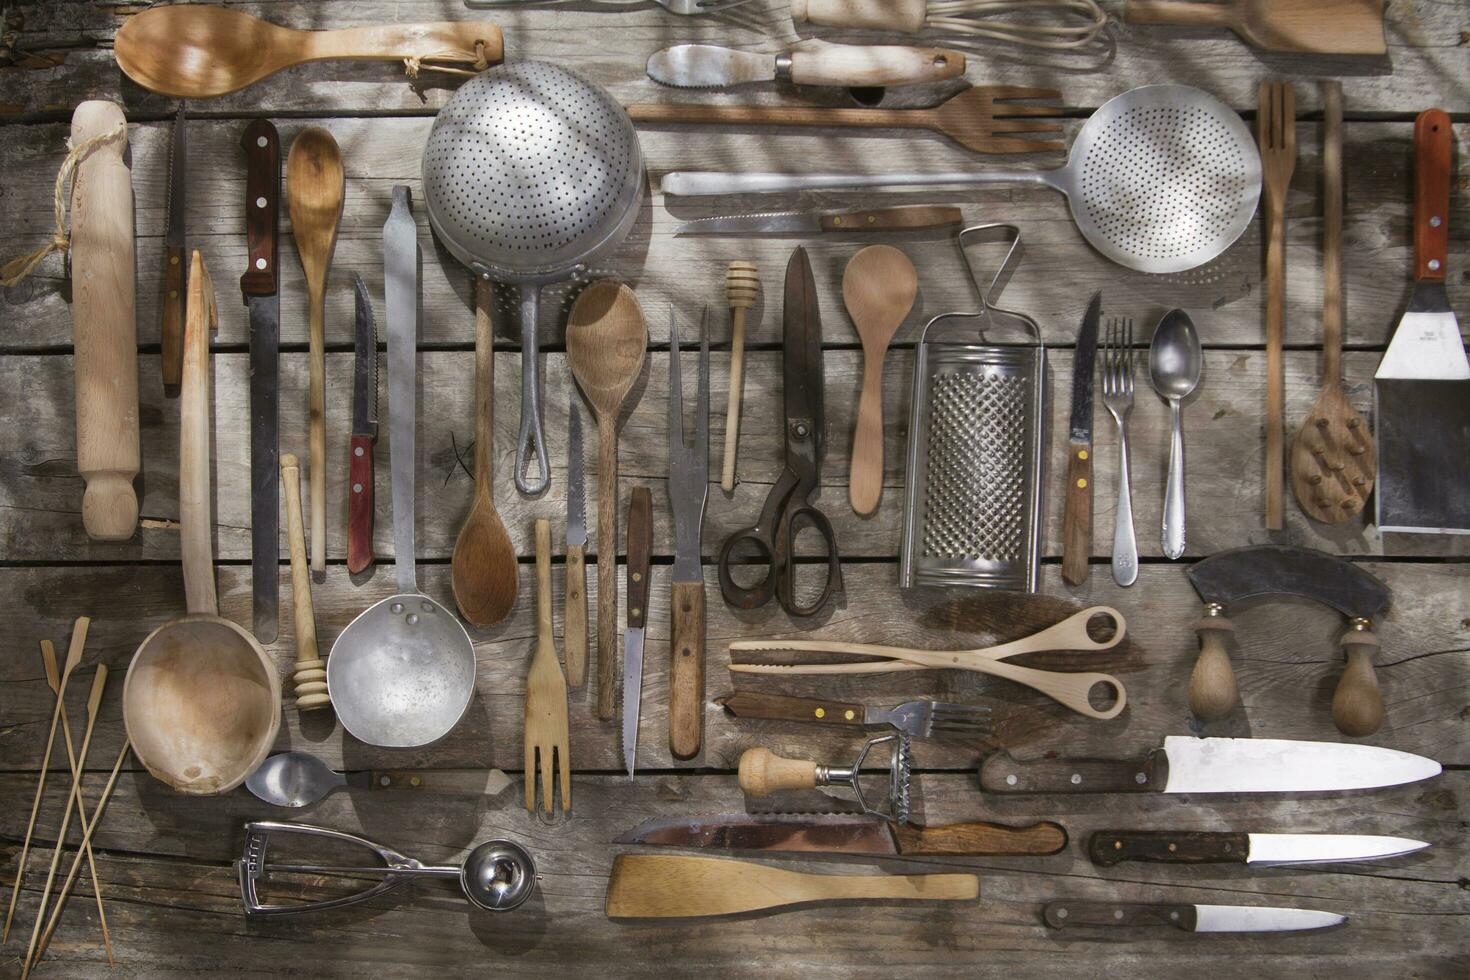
[1184,545,1391,620]
[1245,833,1429,866]
[647,45,775,89]
[165,103,187,249]
[1192,905,1345,933]
[622,628,644,779]
[567,400,587,548]
[615,813,898,855]
[1068,292,1100,443]
[1160,736,1440,794]
[351,273,378,437]
[783,247,824,448]
[675,212,822,236]
[247,294,280,642]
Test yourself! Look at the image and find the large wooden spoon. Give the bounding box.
[287,128,344,574]
[114,5,505,99]
[566,281,647,721]
[452,280,519,627]
[843,245,917,516]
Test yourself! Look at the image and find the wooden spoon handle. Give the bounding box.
[595,414,619,720]
[473,280,495,492]
[1321,81,1343,381]
[303,22,504,65]
[282,454,327,711]
[849,351,886,515]
[180,251,218,617]
[792,0,929,32]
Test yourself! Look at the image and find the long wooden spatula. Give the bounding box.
[1125,0,1385,55]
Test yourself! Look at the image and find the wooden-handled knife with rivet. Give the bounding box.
[1062,293,1100,584]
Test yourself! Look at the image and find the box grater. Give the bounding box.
[900,224,1046,592]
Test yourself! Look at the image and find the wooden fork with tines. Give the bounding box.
[525,519,571,813]
[1259,79,1297,530]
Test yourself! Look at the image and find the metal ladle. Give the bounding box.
[1149,309,1202,560]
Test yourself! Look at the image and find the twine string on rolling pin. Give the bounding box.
[403,40,493,79]
[0,123,127,289]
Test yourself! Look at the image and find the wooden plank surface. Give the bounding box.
[1,2,1467,977]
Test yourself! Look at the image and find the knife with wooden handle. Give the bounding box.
[1062,293,1100,585]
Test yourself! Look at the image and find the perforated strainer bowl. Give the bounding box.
[661,84,1261,275]
[423,61,645,493]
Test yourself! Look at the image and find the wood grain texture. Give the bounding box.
[1088,829,1252,867]
[1061,442,1093,585]
[668,579,706,760]
[1124,0,1387,55]
[280,453,327,711]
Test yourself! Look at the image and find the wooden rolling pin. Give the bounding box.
[281,454,328,711]
[70,101,139,541]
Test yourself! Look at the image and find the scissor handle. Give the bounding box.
[717,524,778,610]
[776,503,843,618]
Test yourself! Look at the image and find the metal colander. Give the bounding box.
[422,61,645,493]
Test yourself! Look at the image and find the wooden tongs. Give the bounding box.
[729,607,1127,720]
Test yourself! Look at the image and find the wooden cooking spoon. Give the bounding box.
[114,5,505,99]
[287,128,344,574]
[1291,82,1375,524]
[566,281,647,721]
[1125,0,1386,56]
[843,245,917,515]
[452,280,519,627]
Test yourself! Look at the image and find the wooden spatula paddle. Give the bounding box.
[1125,0,1386,55]
[605,854,978,918]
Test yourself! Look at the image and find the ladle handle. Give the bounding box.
[662,170,1052,197]
[384,186,419,594]
[180,251,218,616]
[514,288,550,496]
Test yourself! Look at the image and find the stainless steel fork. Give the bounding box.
[874,700,993,739]
[1101,317,1138,587]
[465,0,757,15]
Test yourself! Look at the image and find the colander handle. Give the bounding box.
[514,287,550,496]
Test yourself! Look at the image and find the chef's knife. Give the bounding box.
[565,398,589,688]
[1062,292,1100,586]
[979,736,1440,795]
[1044,901,1345,933]
[622,487,653,780]
[647,42,965,90]
[241,119,281,644]
[346,273,378,575]
[161,103,187,398]
[676,205,962,238]
[616,812,1068,857]
[1089,830,1429,867]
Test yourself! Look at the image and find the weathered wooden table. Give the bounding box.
[2,2,1467,976]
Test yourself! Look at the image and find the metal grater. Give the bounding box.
[900,224,1045,592]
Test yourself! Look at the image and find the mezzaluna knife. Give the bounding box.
[161,103,187,398]
[1044,901,1345,933]
[1061,292,1100,586]
[622,487,653,780]
[346,273,378,575]
[647,42,965,90]
[676,205,963,238]
[241,119,281,643]
[616,812,1068,857]
[1088,830,1429,867]
[565,399,589,688]
[979,737,1440,795]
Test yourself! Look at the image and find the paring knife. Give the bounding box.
[346,273,378,575]
[1061,292,1100,586]
[565,399,589,688]
[1044,901,1345,933]
[241,119,281,644]
[1089,830,1429,867]
[979,736,1440,795]
[616,812,1067,857]
[676,205,962,238]
[160,103,187,398]
[667,309,710,760]
[622,487,653,780]
[647,42,965,90]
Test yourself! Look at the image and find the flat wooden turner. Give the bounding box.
[1125,0,1386,55]
[605,855,978,918]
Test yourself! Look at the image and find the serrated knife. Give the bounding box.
[565,398,589,688]
[1044,902,1346,933]
[622,487,652,780]
[675,205,963,238]
[647,42,965,90]
[346,273,378,575]
[979,736,1440,795]
[1089,830,1428,867]
[161,103,187,398]
[1062,292,1100,586]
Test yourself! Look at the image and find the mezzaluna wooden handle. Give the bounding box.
[300,22,504,65]
[281,454,327,711]
[1061,439,1092,586]
[1332,627,1384,736]
[1188,612,1238,720]
[1044,900,1197,930]
[792,0,928,32]
[716,691,869,725]
[180,250,218,617]
[1088,830,1251,866]
[894,820,1068,856]
[669,580,706,760]
[789,44,964,87]
[161,245,186,397]
[738,747,819,796]
[819,205,964,232]
[979,750,1164,794]
[1413,108,1452,282]
[565,541,588,687]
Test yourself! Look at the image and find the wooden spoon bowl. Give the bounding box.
[1291,382,1375,522]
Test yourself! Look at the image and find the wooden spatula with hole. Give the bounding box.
[1125,0,1385,55]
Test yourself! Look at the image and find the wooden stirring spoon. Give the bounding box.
[1292,81,1374,524]
[114,5,504,99]
[287,128,344,574]
[452,281,519,627]
[844,246,918,515]
[567,281,648,721]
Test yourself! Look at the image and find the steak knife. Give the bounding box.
[979,737,1440,795]
[565,398,588,688]
[647,42,965,90]
[241,119,281,643]
[1045,902,1345,933]
[676,205,962,238]
[346,273,378,575]
[622,487,653,780]
[161,103,187,397]
[1062,292,1100,585]
[1089,830,1428,867]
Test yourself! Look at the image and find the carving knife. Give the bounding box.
[1044,901,1346,933]
[622,487,653,780]
[1061,292,1100,586]
[646,42,966,90]
[161,103,187,397]
[1089,830,1429,867]
[346,273,378,575]
[616,812,1067,857]
[666,309,709,760]
[565,398,589,688]
[979,736,1440,795]
[241,120,281,643]
[676,205,962,238]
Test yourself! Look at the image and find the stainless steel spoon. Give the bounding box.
[1149,309,1202,559]
[245,752,357,808]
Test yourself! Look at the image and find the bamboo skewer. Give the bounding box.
[51,667,115,965]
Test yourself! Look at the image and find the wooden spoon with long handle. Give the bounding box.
[720,262,759,493]
[606,854,978,918]
[1258,81,1295,530]
[282,454,328,711]
[1291,81,1374,524]
[114,5,504,99]
[451,280,519,627]
[287,128,344,573]
[566,281,647,720]
[844,246,917,515]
